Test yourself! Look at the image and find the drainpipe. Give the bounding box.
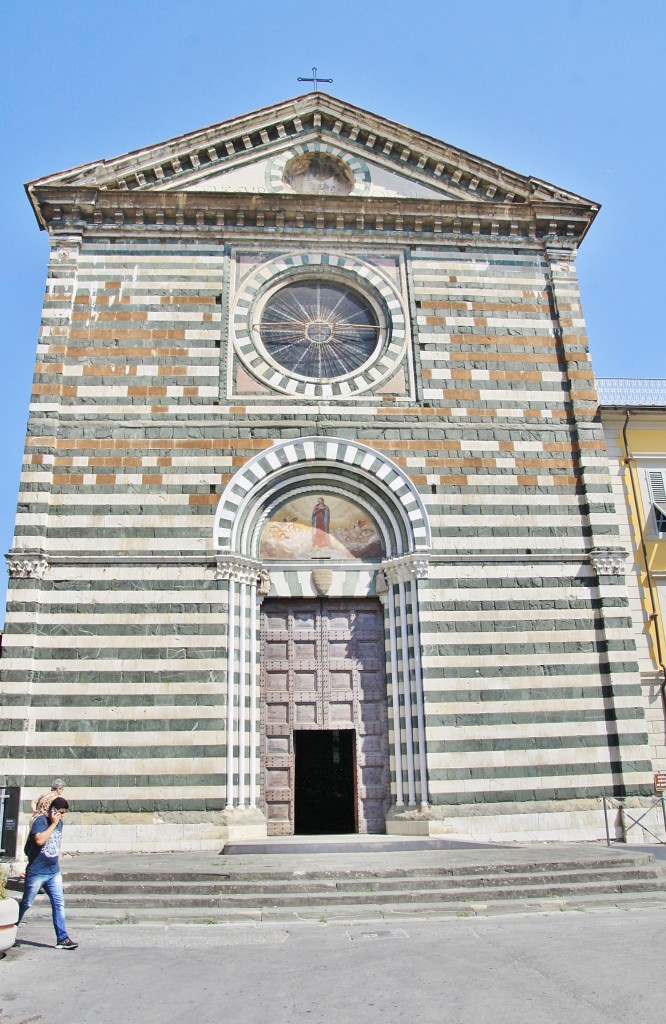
[621,410,666,720]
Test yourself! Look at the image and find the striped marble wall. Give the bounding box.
[0,234,655,850]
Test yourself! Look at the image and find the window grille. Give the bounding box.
[647,470,666,533]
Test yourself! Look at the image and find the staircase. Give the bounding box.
[9,844,666,924]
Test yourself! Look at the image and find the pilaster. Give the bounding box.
[214,555,270,832]
[378,555,429,810]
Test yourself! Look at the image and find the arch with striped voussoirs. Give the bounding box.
[213,436,431,558]
[266,142,372,196]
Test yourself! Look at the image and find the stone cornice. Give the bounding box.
[3,549,631,574]
[30,185,594,247]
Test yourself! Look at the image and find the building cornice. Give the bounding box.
[30,185,595,247]
[5,548,629,570]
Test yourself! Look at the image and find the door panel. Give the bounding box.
[261,598,391,835]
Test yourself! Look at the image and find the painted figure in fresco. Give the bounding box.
[311,497,330,548]
[259,495,382,560]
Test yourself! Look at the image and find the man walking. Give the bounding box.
[18,797,78,950]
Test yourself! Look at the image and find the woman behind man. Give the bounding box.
[30,778,65,817]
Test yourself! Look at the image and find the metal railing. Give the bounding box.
[602,794,666,846]
[596,378,666,406]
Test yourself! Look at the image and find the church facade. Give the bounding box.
[1,94,657,851]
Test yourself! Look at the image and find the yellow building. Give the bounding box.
[599,379,666,806]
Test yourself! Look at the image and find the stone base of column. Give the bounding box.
[218,808,268,843]
[384,804,439,838]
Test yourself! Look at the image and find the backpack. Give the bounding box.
[23,815,45,859]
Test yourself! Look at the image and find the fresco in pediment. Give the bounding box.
[183,155,451,199]
[259,495,383,560]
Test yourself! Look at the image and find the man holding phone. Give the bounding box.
[18,796,78,950]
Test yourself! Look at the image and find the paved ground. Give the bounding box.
[624,843,666,861]
[2,907,665,1024]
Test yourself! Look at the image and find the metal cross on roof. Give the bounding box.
[297,66,333,91]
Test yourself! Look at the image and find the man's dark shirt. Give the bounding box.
[26,814,63,873]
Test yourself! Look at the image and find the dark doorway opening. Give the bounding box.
[294,729,356,834]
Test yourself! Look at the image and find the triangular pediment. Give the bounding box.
[26,93,596,209]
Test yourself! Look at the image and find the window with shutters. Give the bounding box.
[646,470,666,535]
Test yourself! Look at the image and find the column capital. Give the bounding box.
[380,554,429,586]
[6,553,49,580]
[589,546,629,576]
[545,246,576,274]
[214,554,271,591]
[257,568,272,597]
[49,235,83,262]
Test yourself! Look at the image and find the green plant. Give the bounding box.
[0,868,7,900]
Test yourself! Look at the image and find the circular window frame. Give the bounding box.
[232,253,407,399]
[266,143,371,196]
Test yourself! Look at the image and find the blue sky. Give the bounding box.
[1,1,664,617]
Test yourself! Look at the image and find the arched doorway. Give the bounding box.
[213,437,432,833]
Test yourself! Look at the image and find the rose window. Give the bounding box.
[259,280,381,380]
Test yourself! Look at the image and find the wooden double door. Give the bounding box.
[261,598,391,835]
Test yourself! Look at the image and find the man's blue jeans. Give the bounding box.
[18,865,68,943]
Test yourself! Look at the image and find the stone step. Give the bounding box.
[221,838,506,855]
[48,876,666,909]
[55,851,657,884]
[20,887,666,926]
[12,847,665,925]
[46,865,661,897]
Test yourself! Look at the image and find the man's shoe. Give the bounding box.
[56,937,78,950]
